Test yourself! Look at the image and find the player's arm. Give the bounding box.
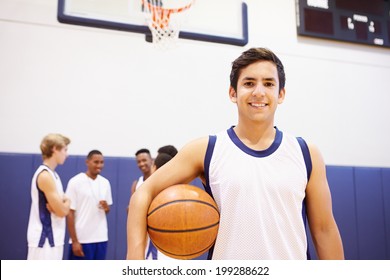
[126,137,208,260]
[37,171,70,218]
[305,144,344,260]
[127,180,138,213]
[130,180,137,196]
[66,209,84,257]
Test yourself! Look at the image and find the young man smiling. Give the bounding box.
[126,47,344,260]
[66,150,113,260]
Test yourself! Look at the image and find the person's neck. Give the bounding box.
[143,171,152,181]
[233,121,276,150]
[43,158,57,171]
[86,171,98,180]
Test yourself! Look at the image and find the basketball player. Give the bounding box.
[130,149,153,196]
[129,148,157,259]
[157,145,178,158]
[147,152,176,260]
[127,47,344,260]
[27,133,71,260]
[153,152,173,170]
[130,151,175,260]
[65,150,113,260]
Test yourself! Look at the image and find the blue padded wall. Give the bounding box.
[326,166,359,260]
[354,168,387,259]
[0,153,389,260]
[114,157,138,260]
[382,168,390,259]
[0,154,34,259]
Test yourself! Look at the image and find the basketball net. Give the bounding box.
[141,0,194,49]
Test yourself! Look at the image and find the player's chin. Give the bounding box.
[140,167,149,173]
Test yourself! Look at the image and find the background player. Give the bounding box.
[27,133,71,260]
[66,150,113,260]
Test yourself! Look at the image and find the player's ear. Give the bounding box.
[278,88,286,104]
[229,86,237,103]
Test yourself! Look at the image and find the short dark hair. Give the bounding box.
[135,148,150,156]
[230,47,286,92]
[87,150,102,159]
[154,153,173,169]
[157,145,178,157]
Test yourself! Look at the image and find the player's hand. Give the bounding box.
[72,242,85,257]
[99,200,109,212]
[46,203,54,213]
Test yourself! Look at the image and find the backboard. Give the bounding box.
[57,0,248,46]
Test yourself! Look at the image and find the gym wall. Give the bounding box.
[0,0,389,260]
[0,152,389,260]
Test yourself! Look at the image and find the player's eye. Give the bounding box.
[244,81,254,87]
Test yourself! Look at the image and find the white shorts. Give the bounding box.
[27,243,64,260]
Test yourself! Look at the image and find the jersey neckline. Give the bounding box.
[227,126,283,157]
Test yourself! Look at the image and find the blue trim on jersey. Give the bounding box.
[204,135,216,198]
[227,126,283,157]
[296,137,313,260]
[301,199,311,260]
[203,135,217,260]
[146,240,158,260]
[37,169,55,247]
[296,137,312,181]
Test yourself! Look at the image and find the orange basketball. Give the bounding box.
[147,184,220,259]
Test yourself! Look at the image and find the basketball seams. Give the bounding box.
[147,221,219,233]
[146,184,220,259]
[147,199,220,217]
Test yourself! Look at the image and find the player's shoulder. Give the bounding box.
[36,168,56,192]
[98,174,110,185]
[294,138,321,156]
[293,138,324,171]
[37,168,52,181]
[175,137,210,165]
[67,172,85,184]
[181,136,209,150]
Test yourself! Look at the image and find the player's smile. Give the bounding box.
[249,102,267,108]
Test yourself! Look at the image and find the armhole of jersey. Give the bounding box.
[296,137,312,181]
[203,135,216,260]
[297,137,312,260]
[36,167,48,192]
[203,135,216,197]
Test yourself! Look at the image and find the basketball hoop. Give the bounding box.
[141,0,194,48]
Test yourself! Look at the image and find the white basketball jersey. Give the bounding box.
[135,176,144,190]
[204,127,311,260]
[27,165,66,248]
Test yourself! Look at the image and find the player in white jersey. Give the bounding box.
[128,148,157,259]
[204,127,310,259]
[126,48,344,260]
[134,175,157,259]
[27,133,71,260]
[130,149,153,196]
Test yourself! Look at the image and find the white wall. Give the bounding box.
[1,0,390,167]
